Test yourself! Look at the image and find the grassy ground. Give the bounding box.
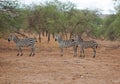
[0,37,120,84]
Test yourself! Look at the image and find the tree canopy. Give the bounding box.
[0,0,120,41]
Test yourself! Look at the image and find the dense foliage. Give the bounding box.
[0,0,120,41]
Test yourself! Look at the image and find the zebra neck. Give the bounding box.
[13,36,20,43]
[57,38,63,43]
[79,40,83,43]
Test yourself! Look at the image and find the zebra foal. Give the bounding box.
[73,35,98,58]
[8,33,37,56]
[55,34,78,56]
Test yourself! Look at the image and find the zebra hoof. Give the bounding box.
[17,54,19,56]
[29,54,31,56]
[61,55,63,56]
[20,53,23,56]
[73,55,77,57]
[32,53,35,56]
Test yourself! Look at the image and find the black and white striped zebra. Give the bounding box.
[55,34,78,56]
[73,35,98,58]
[8,33,37,56]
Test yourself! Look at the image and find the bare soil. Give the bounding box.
[0,38,120,84]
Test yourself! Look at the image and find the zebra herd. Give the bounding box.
[55,34,98,58]
[8,33,98,58]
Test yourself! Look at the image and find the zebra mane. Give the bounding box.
[73,34,83,42]
[78,36,83,41]
[11,33,20,43]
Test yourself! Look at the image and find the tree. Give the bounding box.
[102,0,120,40]
[0,0,22,38]
[0,0,19,17]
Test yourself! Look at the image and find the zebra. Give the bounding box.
[55,34,78,56]
[8,33,37,56]
[72,35,98,58]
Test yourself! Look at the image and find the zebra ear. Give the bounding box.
[10,33,15,40]
[54,33,59,36]
[10,33,15,36]
[55,33,60,37]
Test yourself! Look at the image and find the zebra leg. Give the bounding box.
[80,49,82,57]
[29,47,35,56]
[17,48,20,56]
[80,46,83,57]
[32,46,35,56]
[82,49,85,58]
[19,48,23,56]
[93,48,96,58]
[29,48,32,56]
[60,48,63,56]
[17,47,21,56]
[73,46,77,57]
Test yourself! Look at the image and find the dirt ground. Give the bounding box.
[0,38,120,84]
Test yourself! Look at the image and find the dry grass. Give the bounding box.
[0,36,120,84]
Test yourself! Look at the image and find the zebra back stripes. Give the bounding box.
[73,35,98,58]
[55,34,78,56]
[8,33,37,56]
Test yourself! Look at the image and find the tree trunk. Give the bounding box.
[46,30,48,37]
[48,32,50,43]
[52,33,54,38]
[38,32,41,43]
[42,28,45,37]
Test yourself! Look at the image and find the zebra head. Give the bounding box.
[55,34,61,41]
[8,33,16,42]
[72,34,83,42]
[77,35,83,42]
[8,34,12,42]
[70,34,84,45]
[71,34,77,42]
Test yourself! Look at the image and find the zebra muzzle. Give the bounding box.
[8,39,10,42]
[55,39,57,41]
[71,39,74,42]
